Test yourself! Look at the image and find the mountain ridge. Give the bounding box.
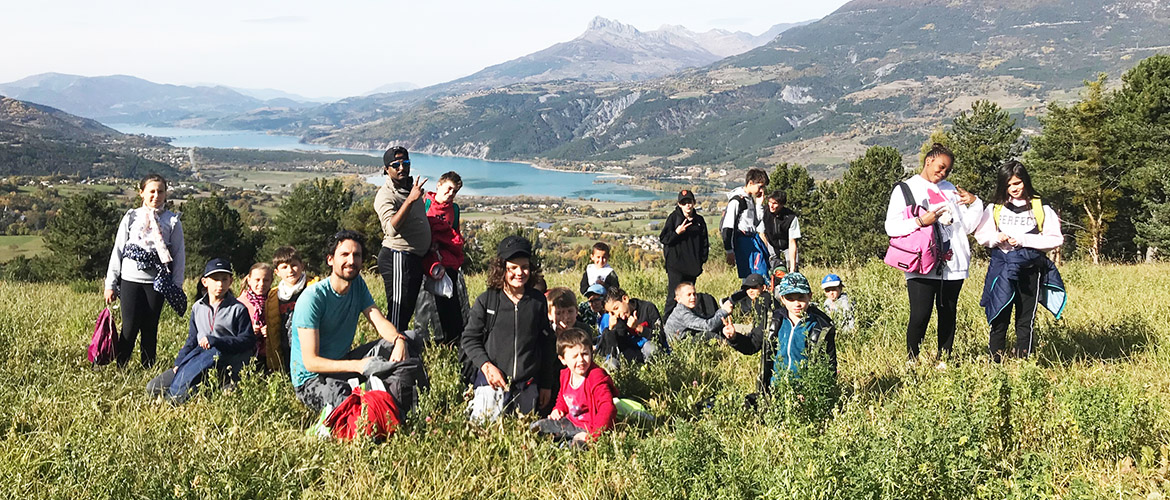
[304,0,1170,171]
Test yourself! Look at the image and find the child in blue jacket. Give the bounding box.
[146,258,256,403]
[724,272,836,396]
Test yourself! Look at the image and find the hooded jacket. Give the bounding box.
[659,206,709,277]
[553,363,617,438]
[461,288,559,390]
[728,303,836,394]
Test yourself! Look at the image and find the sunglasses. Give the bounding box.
[387,159,411,170]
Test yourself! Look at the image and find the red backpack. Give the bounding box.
[325,378,402,441]
[87,307,117,365]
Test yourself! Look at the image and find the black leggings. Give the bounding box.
[377,247,424,332]
[119,280,165,368]
[989,267,1041,362]
[906,278,963,361]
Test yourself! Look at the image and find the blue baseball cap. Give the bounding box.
[775,272,811,297]
[821,274,842,289]
[202,258,232,278]
[586,283,607,297]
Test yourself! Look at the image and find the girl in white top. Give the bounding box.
[974,160,1063,361]
[884,143,983,364]
[104,174,185,368]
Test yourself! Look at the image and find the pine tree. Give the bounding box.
[1027,75,1122,264]
[181,194,262,277]
[269,179,354,272]
[818,146,907,265]
[1114,55,1170,261]
[45,191,120,279]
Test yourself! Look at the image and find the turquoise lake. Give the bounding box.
[108,125,662,201]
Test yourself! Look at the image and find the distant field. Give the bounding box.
[0,235,46,261]
[198,168,342,192]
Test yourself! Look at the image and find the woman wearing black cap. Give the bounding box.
[659,189,709,318]
[460,235,558,421]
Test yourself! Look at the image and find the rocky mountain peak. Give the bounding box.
[585,16,642,39]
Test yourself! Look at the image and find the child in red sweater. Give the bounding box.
[531,327,617,444]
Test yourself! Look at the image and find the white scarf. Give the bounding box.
[129,206,172,264]
[277,272,307,301]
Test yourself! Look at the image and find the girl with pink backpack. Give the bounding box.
[883,144,983,366]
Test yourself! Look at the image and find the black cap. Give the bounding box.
[678,189,695,203]
[741,273,765,288]
[202,258,232,278]
[497,235,532,261]
[383,146,409,167]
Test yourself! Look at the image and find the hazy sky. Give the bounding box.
[4,0,850,99]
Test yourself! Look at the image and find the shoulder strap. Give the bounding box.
[423,197,432,214]
[486,289,501,333]
[897,182,915,209]
[992,204,1003,232]
[731,195,749,225]
[125,209,137,240]
[453,203,460,228]
[1031,197,1044,233]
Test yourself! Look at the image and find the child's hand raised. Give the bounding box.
[721,317,736,339]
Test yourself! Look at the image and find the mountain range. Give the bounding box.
[5,2,1169,174]
[0,73,318,126]
[0,17,801,132]
[0,97,175,177]
[297,0,1170,171]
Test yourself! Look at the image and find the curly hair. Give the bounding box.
[486,256,543,291]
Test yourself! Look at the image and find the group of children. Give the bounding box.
[145,247,317,401]
[113,147,1066,447]
[517,240,857,444]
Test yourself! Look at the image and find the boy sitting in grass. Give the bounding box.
[598,286,663,364]
[547,287,592,335]
[723,272,836,396]
[531,327,616,445]
[820,274,855,333]
[146,258,255,403]
[663,282,734,344]
[265,246,317,374]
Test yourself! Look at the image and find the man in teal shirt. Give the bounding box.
[291,230,420,414]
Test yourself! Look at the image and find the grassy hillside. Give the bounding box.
[1,260,1168,498]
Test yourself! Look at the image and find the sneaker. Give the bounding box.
[306,405,333,439]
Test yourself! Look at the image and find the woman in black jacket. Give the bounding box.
[461,235,558,421]
[659,189,709,318]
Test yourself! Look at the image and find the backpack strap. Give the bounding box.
[992,199,1045,233]
[423,197,432,214]
[897,182,915,209]
[453,203,460,228]
[731,195,750,227]
[1031,197,1044,233]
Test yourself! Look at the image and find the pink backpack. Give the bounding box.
[88,307,117,365]
[884,182,942,275]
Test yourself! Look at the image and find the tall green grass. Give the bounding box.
[1,261,1168,499]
